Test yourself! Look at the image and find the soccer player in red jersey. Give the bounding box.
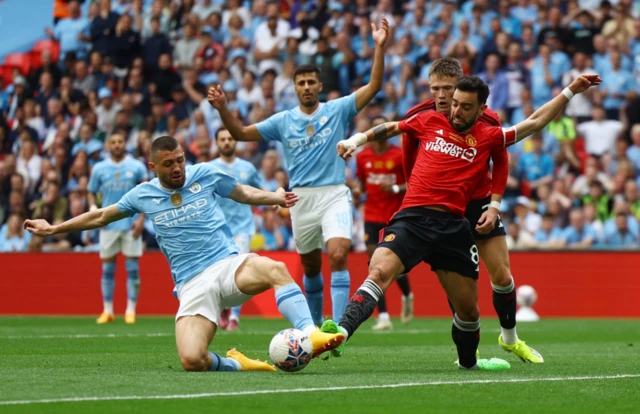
[355,116,413,331]
[403,58,540,363]
[323,74,601,370]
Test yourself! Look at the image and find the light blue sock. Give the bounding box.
[101,262,116,303]
[209,352,240,371]
[275,283,314,331]
[125,258,140,302]
[231,305,242,321]
[303,274,324,325]
[331,270,350,324]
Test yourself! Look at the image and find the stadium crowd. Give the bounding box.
[1,0,640,253]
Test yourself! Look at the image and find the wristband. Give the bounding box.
[89,205,98,212]
[561,87,574,101]
[391,184,400,194]
[347,132,368,148]
[489,200,501,210]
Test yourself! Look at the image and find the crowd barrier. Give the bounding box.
[1,251,638,317]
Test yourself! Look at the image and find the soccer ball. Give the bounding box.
[268,328,313,372]
[516,285,538,307]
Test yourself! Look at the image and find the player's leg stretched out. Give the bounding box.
[175,254,344,372]
[462,198,543,363]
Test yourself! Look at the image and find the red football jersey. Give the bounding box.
[398,111,516,217]
[401,99,508,200]
[356,145,405,223]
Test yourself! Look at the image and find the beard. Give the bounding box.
[219,147,235,157]
[301,96,318,108]
[449,115,478,133]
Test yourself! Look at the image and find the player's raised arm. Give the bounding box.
[24,205,129,237]
[227,184,299,208]
[509,74,602,145]
[337,122,402,159]
[207,85,264,142]
[354,18,389,111]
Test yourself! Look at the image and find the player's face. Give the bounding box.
[429,75,457,114]
[216,130,236,157]
[151,148,186,189]
[108,134,126,160]
[449,90,486,133]
[294,72,322,108]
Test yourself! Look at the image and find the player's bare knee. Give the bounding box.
[456,304,480,322]
[269,260,292,286]
[491,265,513,287]
[367,265,393,291]
[180,353,208,372]
[328,248,347,270]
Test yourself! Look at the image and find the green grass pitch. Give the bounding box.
[1,317,639,413]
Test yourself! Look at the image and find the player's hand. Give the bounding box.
[207,85,227,110]
[24,219,55,237]
[131,220,144,239]
[275,187,298,208]
[337,140,357,160]
[568,74,602,95]
[475,208,498,235]
[371,17,390,48]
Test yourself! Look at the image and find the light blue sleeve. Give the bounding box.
[116,187,141,217]
[542,155,554,176]
[335,92,358,124]
[255,112,286,142]
[87,164,101,193]
[584,226,597,241]
[53,22,62,40]
[203,163,239,198]
[560,227,574,242]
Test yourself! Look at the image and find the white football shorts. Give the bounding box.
[99,230,143,259]
[289,184,352,254]
[175,253,255,324]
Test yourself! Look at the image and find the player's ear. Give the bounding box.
[148,161,156,174]
[318,82,323,92]
[478,103,487,117]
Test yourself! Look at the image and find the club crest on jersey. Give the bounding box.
[114,172,121,179]
[384,234,396,242]
[189,182,202,194]
[319,116,328,125]
[306,125,315,136]
[126,170,134,178]
[171,193,183,206]
[386,161,395,170]
[465,135,477,147]
[240,172,248,180]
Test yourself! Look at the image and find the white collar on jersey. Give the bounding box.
[155,170,190,194]
[294,102,324,119]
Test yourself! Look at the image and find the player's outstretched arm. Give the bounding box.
[510,74,602,145]
[227,185,299,208]
[207,85,264,141]
[337,121,402,159]
[24,205,129,237]
[354,17,389,111]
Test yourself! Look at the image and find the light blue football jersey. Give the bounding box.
[88,156,148,231]
[211,157,263,237]
[255,93,358,188]
[116,163,240,288]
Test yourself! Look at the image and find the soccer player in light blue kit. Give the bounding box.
[207,18,390,327]
[211,127,264,331]
[25,136,344,372]
[88,134,148,325]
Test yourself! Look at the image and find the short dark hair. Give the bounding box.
[455,76,490,105]
[428,57,463,80]
[151,135,179,160]
[293,64,321,81]
[214,127,229,140]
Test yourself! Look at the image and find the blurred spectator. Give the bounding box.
[518,133,554,196]
[478,53,509,113]
[577,105,623,158]
[505,221,536,250]
[45,0,89,61]
[90,0,120,58]
[560,208,598,248]
[562,51,596,123]
[533,212,565,248]
[604,213,639,248]
[0,213,31,252]
[513,196,542,235]
[580,180,614,222]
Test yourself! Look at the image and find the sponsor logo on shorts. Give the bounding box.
[425,137,477,163]
[384,234,396,242]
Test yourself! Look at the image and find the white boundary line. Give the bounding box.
[1,374,638,406]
